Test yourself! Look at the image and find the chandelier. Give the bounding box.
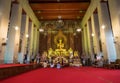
[56,19,64,28]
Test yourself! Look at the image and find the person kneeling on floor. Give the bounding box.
[57,62,61,69]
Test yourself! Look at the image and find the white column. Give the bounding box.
[33,27,37,55]
[28,22,34,61]
[4,3,22,63]
[85,26,89,56]
[91,14,100,55]
[0,0,11,63]
[108,0,120,59]
[98,2,117,62]
[82,27,85,53]
[87,21,94,60]
[34,27,38,54]
[82,26,87,54]
[19,15,29,63]
[81,28,85,52]
[84,26,88,56]
[36,28,40,53]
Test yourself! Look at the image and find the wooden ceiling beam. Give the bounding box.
[36,13,84,16]
[38,15,82,19]
[30,3,89,10]
[34,10,85,13]
[29,1,90,20]
[39,18,82,20]
[29,0,90,3]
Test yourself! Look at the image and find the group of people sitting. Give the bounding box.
[23,51,83,69]
[40,56,69,69]
[69,58,82,67]
[24,51,105,68]
[41,60,61,69]
[40,55,83,68]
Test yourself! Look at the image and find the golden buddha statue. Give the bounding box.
[55,39,67,56]
[74,51,79,57]
[57,39,64,50]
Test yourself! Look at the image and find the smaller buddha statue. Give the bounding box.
[74,51,79,57]
[68,48,73,58]
[48,48,53,58]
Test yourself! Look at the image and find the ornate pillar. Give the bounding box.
[0,0,11,63]
[98,2,117,61]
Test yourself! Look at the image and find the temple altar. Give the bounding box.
[40,30,82,67]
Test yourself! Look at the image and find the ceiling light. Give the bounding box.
[39,28,44,32]
[79,10,83,13]
[58,19,62,23]
[79,10,85,13]
[37,11,41,14]
[91,33,95,37]
[76,28,81,32]
[57,0,60,2]
[15,26,19,30]
[26,34,29,38]
[58,15,62,19]
[101,25,105,29]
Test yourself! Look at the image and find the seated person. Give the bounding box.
[50,61,55,68]
[92,56,104,67]
[43,61,48,68]
[97,56,104,67]
[57,62,61,69]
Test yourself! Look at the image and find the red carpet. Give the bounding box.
[0,67,120,83]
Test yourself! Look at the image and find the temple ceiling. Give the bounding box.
[28,0,90,21]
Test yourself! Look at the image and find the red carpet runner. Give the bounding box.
[0,67,120,83]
